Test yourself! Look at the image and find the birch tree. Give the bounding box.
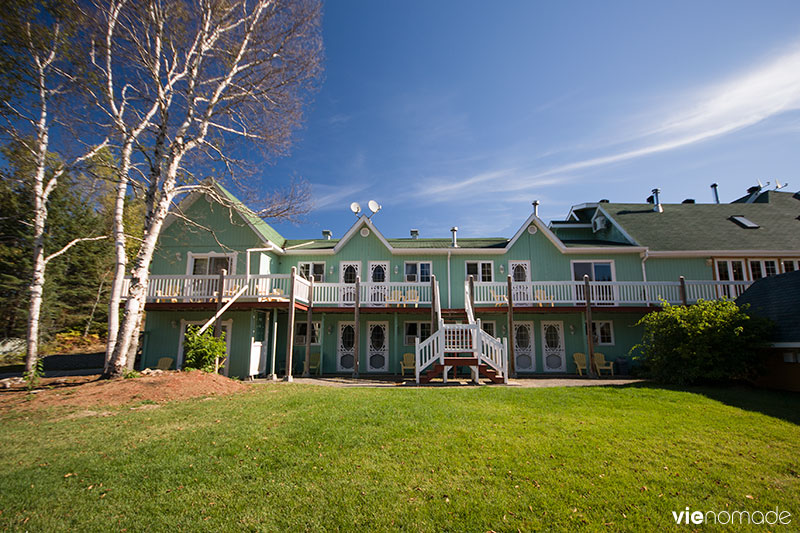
[0,0,107,373]
[98,0,322,377]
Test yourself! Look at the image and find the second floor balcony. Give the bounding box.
[126,274,751,309]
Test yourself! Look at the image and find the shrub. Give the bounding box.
[631,299,773,385]
[182,326,226,373]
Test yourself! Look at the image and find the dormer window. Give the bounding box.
[592,215,607,232]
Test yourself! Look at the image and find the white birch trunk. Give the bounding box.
[104,141,131,370]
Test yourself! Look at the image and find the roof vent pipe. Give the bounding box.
[710,183,720,204]
[322,230,332,240]
[651,188,663,213]
[532,200,540,217]
[450,226,459,248]
[410,229,419,240]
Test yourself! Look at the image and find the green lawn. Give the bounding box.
[1,383,799,531]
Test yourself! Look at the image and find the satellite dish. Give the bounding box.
[368,200,381,215]
[350,202,361,216]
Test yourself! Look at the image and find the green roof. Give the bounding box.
[601,191,800,251]
[214,182,286,248]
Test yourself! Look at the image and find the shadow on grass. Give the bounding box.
[618,381,800,426]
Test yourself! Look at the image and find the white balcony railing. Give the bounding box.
[126,275,751,308]
[125,275,434,307]
[472,280,752,307]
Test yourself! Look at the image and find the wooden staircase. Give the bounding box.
[417,357,505,384]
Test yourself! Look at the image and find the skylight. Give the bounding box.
[729,215,759,229]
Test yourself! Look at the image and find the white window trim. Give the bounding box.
[466,261,493,282]
[748,259,779,280]
[715,259,747,281]
[404,261,433,283]
[177,319,233,376]
[404,321,432,345]
[186,252,238,276]
[368,261,390,283]
[339,261,361,283]
[591,320,615,346]
[780,259,800,273]
[570,259,616,282]
[294,321,321,345]
[298,261,326,282]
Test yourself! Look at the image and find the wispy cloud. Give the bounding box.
[535,43,800,177]
[311,182,369,211]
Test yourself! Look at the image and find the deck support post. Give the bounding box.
[269,309,278,380]
[679,276,688,306]
[284,267,297,382]
[468,275,475,315]
[353,276,360,377]
[584,275,598,378]
[213,269,227,374]
[302,278,314,377]
[506,274,516,378]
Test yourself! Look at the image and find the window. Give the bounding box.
[750,260,778,281]
[729,215,759,229]
[405,262,432,282]
[254,312,267,342]
[572,261,613,282]
[591,321,614,345]
[716,260,746,281]
[481,321,496,337]
[190,254,233,275]
[404,321,432,345]
[466,261,493,282]
[295,322,320,345]
[299,262,325,282]
[782,260,799,273]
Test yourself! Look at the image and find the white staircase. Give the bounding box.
[415,279,509,384]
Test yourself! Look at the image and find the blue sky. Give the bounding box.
[264,0,800,240]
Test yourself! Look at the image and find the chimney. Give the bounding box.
[532,200,540,217]
[710,183,720,204]
[322,230,332,240]
[450,226,459,248]
[651,188,663,213]
[410,229,419,240]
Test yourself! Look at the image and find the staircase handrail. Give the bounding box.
[464,280,476,324]
[415,328,444,383]
[477,328,506,377]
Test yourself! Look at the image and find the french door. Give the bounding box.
[367,321,389,372]
[337,322,356,371]
[339,262,360,307]
[541,321,566,372]
[513,321,535,372]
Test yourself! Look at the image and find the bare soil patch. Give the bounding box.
[0,371,246,412]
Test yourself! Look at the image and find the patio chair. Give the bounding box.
[405,289,420,308]
[157,357,174,370]
[387,289,404,307]
[534,289,555,307]
[309,351,322,375]
[573,352,587,376]
[400,353,415,377]
[490,289,507,307]
[593,352,614,376]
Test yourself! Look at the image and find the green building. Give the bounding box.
[133,183,800,382]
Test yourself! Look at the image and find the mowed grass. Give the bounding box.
[1,384,799,532]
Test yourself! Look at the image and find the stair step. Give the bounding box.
[418,362,505,384]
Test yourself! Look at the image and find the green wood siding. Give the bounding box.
[645,257,714,281]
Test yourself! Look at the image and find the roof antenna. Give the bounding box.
[710,183,720,204]
[349,202,362,217]
[775,179,788,190]
[367,200,382,219]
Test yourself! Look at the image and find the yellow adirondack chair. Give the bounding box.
[593,352,614,376]
[387,289,404,307]
[490,289,507,307]
[573,352,587,376]
[400,353,415,377]
[309,351,322,375]
[405,289,420,308]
